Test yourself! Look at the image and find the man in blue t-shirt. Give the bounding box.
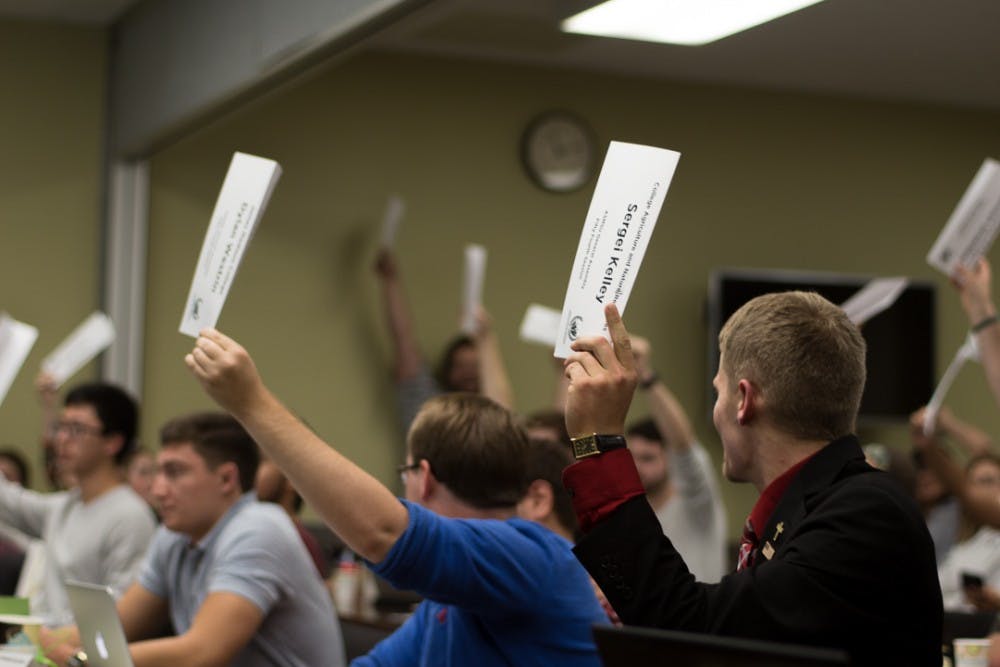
[185,328,607,667]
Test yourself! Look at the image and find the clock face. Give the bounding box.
[522,112,596,193]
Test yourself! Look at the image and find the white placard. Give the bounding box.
[923,334,980,436]
[0,650,34,667]
[461,244,487,334]
[840,277,909,326]
[554,141,680,358]
[380,195,405,248]
[41,312,115,387]
[927,158,1000,275]
[179,152,282,337]
[0,313,39,408]
[519,304,562,347]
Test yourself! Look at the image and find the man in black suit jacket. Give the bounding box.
[561,293,942,667]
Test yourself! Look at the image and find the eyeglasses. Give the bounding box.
[54,421,104,439]
[396,461,421,484]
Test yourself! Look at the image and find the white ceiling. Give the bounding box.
[370,0,1000,111]
[2,0,999,111]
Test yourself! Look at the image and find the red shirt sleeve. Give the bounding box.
[562,448,645,533]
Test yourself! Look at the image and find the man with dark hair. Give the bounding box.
[185,329,607,666]
[47,411,345,667]
[561,299,942,666]
[0,381,155,625]
[517,438,579,541]
[373,249,513,431]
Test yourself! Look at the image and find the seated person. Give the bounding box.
[935,454,1000,612]
[0,382,156,625]
[626,335,727,582]
[911,405,993,562]
[517,438,579,542]
[46,412,345,667]
[561,298,942,667]
[123,447,158,512]
[374,248,513,428]
[0,447,30,595]
[185,329,608,666]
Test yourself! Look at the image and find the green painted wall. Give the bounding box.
[142,52,1000,534]
[0,20,107,489]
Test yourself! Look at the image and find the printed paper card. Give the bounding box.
[928,158,1000,275]
[0,314,38,408]
[519,304,562,347]
[41,312,115,387]
[179,152,282,337]
[554,141,680,357]
[461,244,487,334]
[840,277,908,326]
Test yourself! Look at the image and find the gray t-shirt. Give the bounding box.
[0,480,156,625]
[652,442,728,582]
[138,493,345,667]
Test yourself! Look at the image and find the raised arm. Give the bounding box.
[473,308,514,410]
[185,330,408,563]
[931,406,994,457]
[630,335,696,453]
[374,249,425,382]
[954,259,1000,411]
[912,407,1000,528]
[35,371,61,489]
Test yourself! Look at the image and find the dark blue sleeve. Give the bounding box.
[370,500,560,616]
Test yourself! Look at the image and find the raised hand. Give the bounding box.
[563,304,638,438]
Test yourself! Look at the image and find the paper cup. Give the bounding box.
[954,638,991,667]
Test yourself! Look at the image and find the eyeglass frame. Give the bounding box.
[53,420,106,439]
[396,460,422,484]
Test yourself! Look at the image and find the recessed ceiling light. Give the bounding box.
[562,0,828,46]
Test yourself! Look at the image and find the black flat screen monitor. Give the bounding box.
[594,625,850,667]
[707,269,936,423]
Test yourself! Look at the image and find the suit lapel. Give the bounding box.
[754,435,866,564]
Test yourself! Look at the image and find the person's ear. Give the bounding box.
[736,379,757,426]
[519,479,554,522]
[417,458,436,502]
[217,462,241,495]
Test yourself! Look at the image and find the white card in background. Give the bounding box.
[461,244,487,334]
[179,152,282,338]
[927,158,1000,275]
[0,650,34,667]
[840,277,909,326]
[380,195,405,248]
[554,141,680,358]
[923,334,980,436]
[519,304,562,347]
[0,313,39,408]
[41,312,116,387]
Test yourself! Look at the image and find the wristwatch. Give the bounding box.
[570,434,627,460]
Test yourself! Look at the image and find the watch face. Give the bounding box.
[522,111,596,193]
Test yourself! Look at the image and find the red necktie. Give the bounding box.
[736,519,757,572]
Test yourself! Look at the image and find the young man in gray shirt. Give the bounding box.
[0,382,156,626]
[48,412,345,667]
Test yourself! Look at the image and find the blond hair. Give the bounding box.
[719,291,866,441]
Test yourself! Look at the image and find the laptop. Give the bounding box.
[593,625,850,666]
[64,581,134,667]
